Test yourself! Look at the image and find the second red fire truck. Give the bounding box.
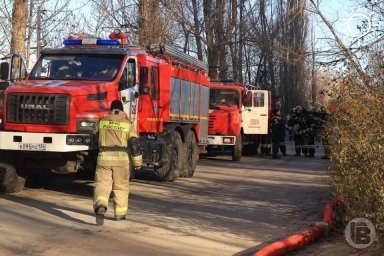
[207,80,271,161]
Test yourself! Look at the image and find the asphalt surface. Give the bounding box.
[0,142,344,256]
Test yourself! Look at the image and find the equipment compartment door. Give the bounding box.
[242,90,269,134]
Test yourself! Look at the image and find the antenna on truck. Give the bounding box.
[148,44,207,71]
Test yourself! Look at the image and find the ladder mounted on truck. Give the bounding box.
[148,44,207,72]
[210,79,259,91]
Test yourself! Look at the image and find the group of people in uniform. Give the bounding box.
[286,105,330,159]
[257,105,330,159]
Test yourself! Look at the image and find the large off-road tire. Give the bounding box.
[180,131,198,178]
[77,152,97,179]
[0,163,26,193]
[154,131,182,182]
[232,135,242,161]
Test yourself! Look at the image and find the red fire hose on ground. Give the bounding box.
[253,197,342,256]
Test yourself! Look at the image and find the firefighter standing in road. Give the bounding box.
[271,109,286,159]
[301,108,316,158]
[287,106,305,156]
[93,100,142,226]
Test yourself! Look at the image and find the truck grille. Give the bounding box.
[208,116,216,130]
[6,93,70,125]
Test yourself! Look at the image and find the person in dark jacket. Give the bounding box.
[271,109,286,159]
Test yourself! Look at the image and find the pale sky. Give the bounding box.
[312,0,383,62]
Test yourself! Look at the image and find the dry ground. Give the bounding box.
[0,142,367,255]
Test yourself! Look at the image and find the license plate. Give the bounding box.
[18,143,47,151]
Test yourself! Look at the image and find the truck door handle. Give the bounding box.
[260,114,267,116]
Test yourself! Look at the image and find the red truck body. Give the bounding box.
[0,37,209,193]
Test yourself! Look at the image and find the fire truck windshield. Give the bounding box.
[209,89,240,108]
[29,54,124,81]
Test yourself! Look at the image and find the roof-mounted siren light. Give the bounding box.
[63,33,121,46]
[109,29,128,44]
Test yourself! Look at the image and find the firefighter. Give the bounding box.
[271,109,286,159]
[93,100,142,226]
[287,106,305,156]
[286,108,294,141]
[302,109,315,157]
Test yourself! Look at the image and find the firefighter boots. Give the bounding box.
[95,206,106,226]
[114,216,127,221]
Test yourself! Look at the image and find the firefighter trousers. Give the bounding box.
[293,135,302,155]
[93,165,130,218]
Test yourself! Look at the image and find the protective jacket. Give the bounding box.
[93,109,142,167]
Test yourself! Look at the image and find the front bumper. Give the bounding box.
[207,135,236,146]
[0,131,94,152]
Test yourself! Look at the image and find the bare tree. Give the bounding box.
[309,0,372,88]
[10,0,28,57]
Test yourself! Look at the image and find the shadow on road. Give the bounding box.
[0,193,93,225]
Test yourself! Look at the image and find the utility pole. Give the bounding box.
[311,18,317,107]
[36,4,46,58]
[36,5,41,57]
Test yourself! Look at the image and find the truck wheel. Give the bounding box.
[154,131,182,182]
[0,163,26,193]
[232,135,242,161]
[180,131,198,178]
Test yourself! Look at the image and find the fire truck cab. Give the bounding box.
[0,33,209,193]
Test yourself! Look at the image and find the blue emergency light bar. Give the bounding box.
[63,39,121,46]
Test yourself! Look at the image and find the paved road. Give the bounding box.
[0,143,333,256]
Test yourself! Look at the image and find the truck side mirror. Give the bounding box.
[140,67,148,85]
[0,62,9,80]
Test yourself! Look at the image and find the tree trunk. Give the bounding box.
[237,0,244,82]
[138,0,149,45]
[215,0,227,79]
[192,0,203,61]
[203,0,218,79]
[10,0,28,57]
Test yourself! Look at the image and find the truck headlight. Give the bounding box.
[77,119,97,132]
[80,121,96,127]
[223,137,234,144]
[66,135,93,146]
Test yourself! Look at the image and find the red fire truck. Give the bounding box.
[0,32,209,193]
[207,80,271,161]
